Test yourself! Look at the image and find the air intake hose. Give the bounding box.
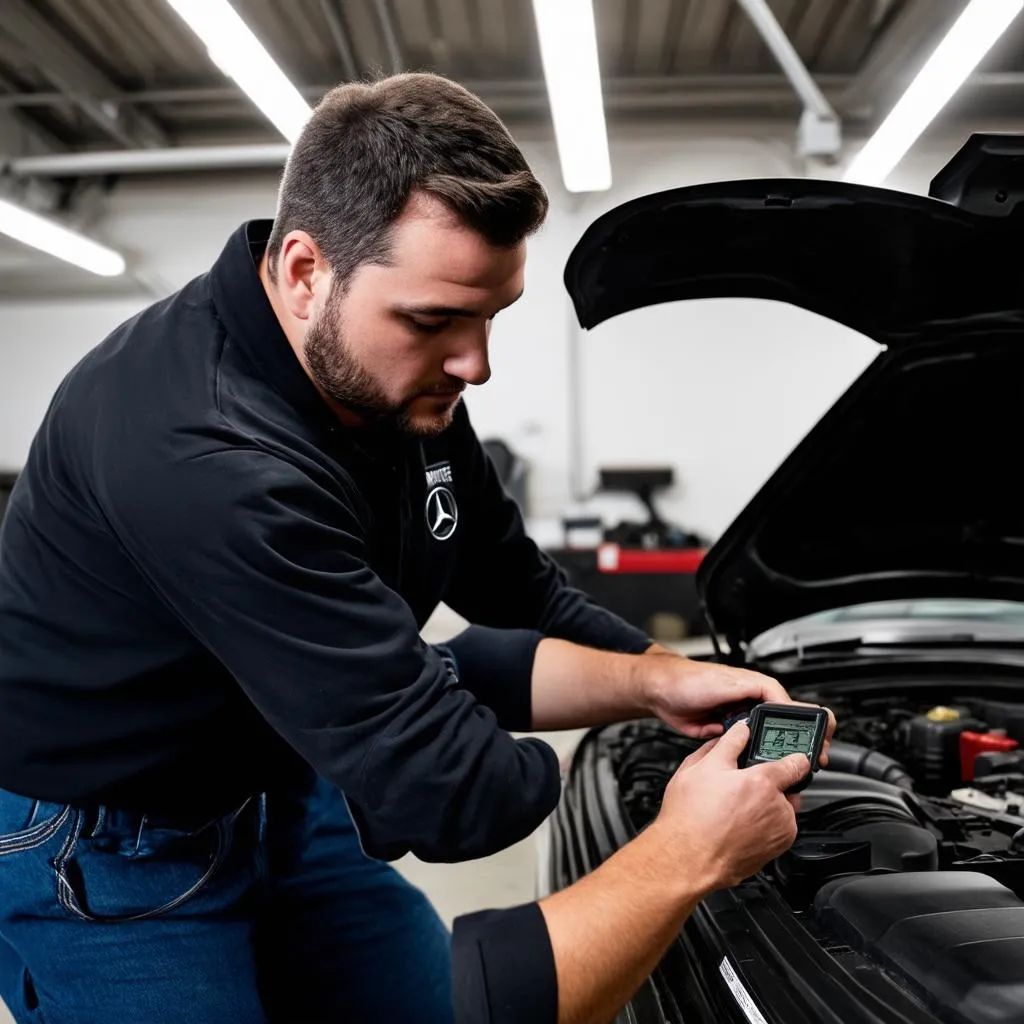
[826,740,914,790]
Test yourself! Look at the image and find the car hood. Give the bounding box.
[563,154,1024,649]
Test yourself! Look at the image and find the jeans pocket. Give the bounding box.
[54,797,253,924]
[0,792,72,858]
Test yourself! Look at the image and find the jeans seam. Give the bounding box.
[0,806,72,857]
[53,797,252,924]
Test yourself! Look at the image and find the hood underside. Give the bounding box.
[563,157,1024,648]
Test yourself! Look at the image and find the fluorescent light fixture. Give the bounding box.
[844,0,1023,186]
[0,198,125,277]
[530,0,612,192]
[164,0,311,143]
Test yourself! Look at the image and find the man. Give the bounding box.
[0,73,823,1022]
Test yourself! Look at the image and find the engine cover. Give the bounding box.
[815,872,1024,1024]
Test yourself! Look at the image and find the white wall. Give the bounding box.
[0,123,998,538]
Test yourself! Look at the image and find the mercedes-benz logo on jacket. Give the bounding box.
[426,486,458,541]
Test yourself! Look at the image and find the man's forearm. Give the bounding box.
[538,822,714,1024]
[530,638,653,730]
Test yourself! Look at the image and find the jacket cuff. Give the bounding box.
[443,625,542,732]
[452,902,557,1024]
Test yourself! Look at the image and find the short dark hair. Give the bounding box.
[267,73,549,287]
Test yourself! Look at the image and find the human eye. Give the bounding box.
[408,316,452,335]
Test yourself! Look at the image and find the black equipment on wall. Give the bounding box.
[481,438,529,513]
[0,473,16,526]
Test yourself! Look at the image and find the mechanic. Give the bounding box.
[0,72,821,1023]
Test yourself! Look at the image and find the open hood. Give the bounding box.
[564,136,1024,649]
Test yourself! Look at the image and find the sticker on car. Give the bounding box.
[719,957,768,1024]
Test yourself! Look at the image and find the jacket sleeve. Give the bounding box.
[440,625,541,732]
[452,902,557,1024]
[444,408,653,655]
[100,447,560,863]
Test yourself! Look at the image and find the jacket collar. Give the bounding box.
[209,220,340,437]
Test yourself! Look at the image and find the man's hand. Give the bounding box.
[639,648,836,766]
[537,720,807,1024]
[651,722,807,889]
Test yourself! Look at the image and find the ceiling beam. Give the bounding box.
[318,0,359,81]
[0,74,852,109]
[840,0,969,120]
[0,71,64,154]
[2,0,167,149]
[733,0,841,158]
[0,71,1019,121]
[371,0,404,74]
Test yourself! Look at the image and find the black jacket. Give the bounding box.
[0,221,650,1020]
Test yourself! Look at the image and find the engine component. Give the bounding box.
[814,872,1024,1024]
[824,740,914,789]
[773,832,872,908]
[971,699,1024,746]
[782,773,938,904]
[907,705,983,794]
[961,729,1020,783]
[950,786,1024,821]
[950,773,1024,822]
[975,749,1024,779]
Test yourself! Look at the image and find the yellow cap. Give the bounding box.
[926,706,961,722]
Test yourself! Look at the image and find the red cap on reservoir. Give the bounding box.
[960,730,1019,782]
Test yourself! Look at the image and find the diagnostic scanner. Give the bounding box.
[733,702,829,793]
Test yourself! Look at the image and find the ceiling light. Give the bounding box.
[530,0,611,192]
[164,0,311,143]
[844,0,1023,186]
[0,198,125,276]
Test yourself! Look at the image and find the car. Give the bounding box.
[545,133,1024,1024]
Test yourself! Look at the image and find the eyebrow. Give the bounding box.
[395,291,525,319]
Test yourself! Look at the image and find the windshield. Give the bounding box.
[790,600,1024,625]
[749,599,1024,661]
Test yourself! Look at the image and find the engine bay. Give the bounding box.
[613,688,1024,898]
[607,683,1024,1022]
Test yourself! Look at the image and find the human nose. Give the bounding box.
[443,326,491,386]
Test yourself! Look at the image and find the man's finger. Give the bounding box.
[755,751,811,791]
[723,669,790,705]
[681,737,720,770]
[756,674,791,704]
[706,721,750,766]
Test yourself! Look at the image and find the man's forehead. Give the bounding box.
[386,238,524,309]
[390,195,526,282]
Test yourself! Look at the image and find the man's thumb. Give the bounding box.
[707,721,750,766]
[762,752,811,791]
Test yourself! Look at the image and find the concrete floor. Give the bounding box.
[0,606,711,1019]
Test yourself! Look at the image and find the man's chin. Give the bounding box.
[399,394,461,438]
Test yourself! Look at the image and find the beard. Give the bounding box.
[304,292,460,439]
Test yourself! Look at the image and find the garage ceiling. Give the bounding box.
[0,0,1021,299]
[1,0,1022,150]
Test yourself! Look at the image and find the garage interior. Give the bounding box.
[1,1,1023,1018]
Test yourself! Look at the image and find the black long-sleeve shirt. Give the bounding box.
[0,220,650,1020]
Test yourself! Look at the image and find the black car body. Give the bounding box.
[548,135,1024,1024]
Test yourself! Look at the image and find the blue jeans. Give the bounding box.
[0,774,452,1023]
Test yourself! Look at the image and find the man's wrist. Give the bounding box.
[630,650,692,718]
[634,819,720,907]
